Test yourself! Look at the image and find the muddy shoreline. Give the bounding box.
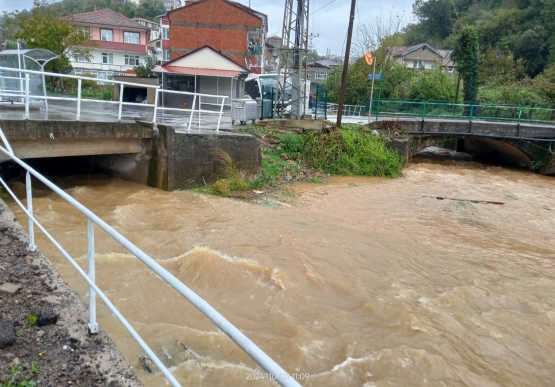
[0,200,143,387]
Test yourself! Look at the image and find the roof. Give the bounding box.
[170,0,264,25]
[152,65,242,77]
[0,49,58,61]
[95,41,147,53]
[390,43,444,58]
[67,9,148,30]
[438,49,455,67]
[164,45,249,71]
[309,59,341,68]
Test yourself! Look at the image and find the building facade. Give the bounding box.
[307,59,341,92]
[390,43,456,73]
[68,9,150,79]
[167,0,267,73]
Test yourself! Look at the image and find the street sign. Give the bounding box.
[368,74,381,81]
[364,52,373,66]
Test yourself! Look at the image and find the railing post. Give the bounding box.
[76,79,82,120]
[24,73,30,119]
[271,87,275,119]
[188,95,196,131]
[26,172,36,252]
[198,95,201,130]
[87,219,98,334]
[469,104,474,123]
[216,96,225,132]
[518,108,522,124]
[118,84,124,122]
[422,102,427,121]
[153,88,159,124]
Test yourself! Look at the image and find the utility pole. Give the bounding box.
[336,0,356,128]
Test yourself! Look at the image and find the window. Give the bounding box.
[448,66,454,73]
[148,23,152,28]
[315,72,327,80]
[124,31,140,44]
[162,28,169,39]
[102,53,113,64]
[431,64,436,69]
[412,60,424,68]
[163,50,171,61]
[75,26,90,37]
[125,55,140,66]
[101,29,113,41]
[306,72,311,79]
[73,53,86,62]
[156,41,161,48]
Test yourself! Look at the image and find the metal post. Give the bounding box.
[375,69,383,121]
[24,74,30,119]
[153,88,159,124]
[188,95,196,131]
[198,95,201,130]
[17,41,23,104]
[87,219,98,334]
[40,64,49,111]
[469,104,474,123]
[271,87,275,119]
[261,92,264,120]
[118,84,124,122]
[368,58,376,123]
[422,102,427,121]
[216,96,225,132]
[26,172,36,252]
[76,79,82,120]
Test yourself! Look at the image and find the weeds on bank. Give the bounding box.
[0,363,40,387]
[204,124,403,198]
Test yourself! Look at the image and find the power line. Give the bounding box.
[311,0,340,15]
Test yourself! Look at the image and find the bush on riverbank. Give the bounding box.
[202,125,403,199]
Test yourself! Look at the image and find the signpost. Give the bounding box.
[366,51,377,123]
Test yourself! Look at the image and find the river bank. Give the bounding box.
[0,200,142,387]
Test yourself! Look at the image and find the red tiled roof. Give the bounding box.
[68,9,147,30]
[152,65,241,77]
[97,41,147,53]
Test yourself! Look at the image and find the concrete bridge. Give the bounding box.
[370,118,555,175]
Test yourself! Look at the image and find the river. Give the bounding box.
[8,158,555,387]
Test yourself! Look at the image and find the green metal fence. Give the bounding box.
[368,99,555,124]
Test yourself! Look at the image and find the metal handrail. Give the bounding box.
[0,128,301,387]
[0,66,229,130]
[369,99,555,124]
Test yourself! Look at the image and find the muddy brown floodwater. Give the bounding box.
[8,158,555,387]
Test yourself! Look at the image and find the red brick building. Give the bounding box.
[167,0,267,73]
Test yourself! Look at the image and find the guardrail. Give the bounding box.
[0,67,229,131]
[0,126,301,387]
[369,99,555,124]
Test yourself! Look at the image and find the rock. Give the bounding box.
[36,313,58,327]
[12,357,20,366]
[0,316,16,348]
[0,236,10,246]
[284,175,293,182]
[36,330,46,337]
[0,283,22,294]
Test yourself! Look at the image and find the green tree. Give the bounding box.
[513,26,549,77]
[15,1,92,73]
[533,65,555,106]
[133,56,155,77]
[381,64,414,99]
[408,67,456,100]
[136,0,166,21]
[325,58,371,105]
[451,25,479,103]
[412,0,456,40]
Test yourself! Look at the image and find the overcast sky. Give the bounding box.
[0,0,416,55]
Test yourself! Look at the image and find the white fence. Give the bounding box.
[0,67,229,131]
[325,102,366,117]
[0,126,301,387]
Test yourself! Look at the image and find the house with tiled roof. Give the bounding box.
[389,43,456,74]
[65,9,150,79]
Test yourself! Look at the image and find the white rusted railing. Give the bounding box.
[0,67,228,131]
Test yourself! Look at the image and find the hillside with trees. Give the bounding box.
[325,0,555,109]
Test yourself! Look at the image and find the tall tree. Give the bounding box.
[452,25,479,103]
[15,1,93,73]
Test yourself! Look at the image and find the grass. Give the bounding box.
[199,124,403,199]
[0,364,39,387]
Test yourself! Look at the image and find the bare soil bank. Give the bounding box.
[0,200,143,387]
